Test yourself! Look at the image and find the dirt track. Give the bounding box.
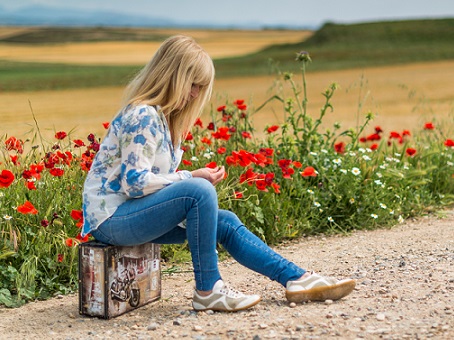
[1,209,452,339]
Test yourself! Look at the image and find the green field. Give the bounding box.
[1,19,453,92]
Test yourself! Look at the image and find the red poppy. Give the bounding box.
[212,127,231,141]
[334,141,345,154]
[10,155,19,165]
[216,105,226,112]
[366,133,381,141]
[292,161,302,168]
[41,219,50,227]
[254,153,271,167]
[222,114,232,122]
[233,99,244,105]
[102,122,110,129]
[424,122,435,130]
[237,104,247,110]
[71,209,83,221]
[241,150,258,167]
[25,180,37,190]
[359,137,367,143]
[65,238,75,247]
[207,122,215,130]
[267,125,279,134]
[264,172,275,185]
[255,179,268,192]
[71,209,83,228]
[217,147,227,154]
[17,201,38,215]
[182,159,192,166]
[194,118,203,128]
[389,131,403,144]
[225,155,236,166]
[406,148,417,156]
[55,131,67,140]
[402,130,411,136]
[73,139,85,147]
[0,169,15,188]
[5,136,23,154]
[300,166,317,177]
[239,168,257,184]
[389,131,401,139]
[241,131,252,139]
[375,126,383,133]
[201,137,212,145]
[281,167,295,179]
[234,191,243,199]
[205,161,218,169]
[76,233,89,243]
[278,159,292,170]
[49,168,64,177]
[57,254,64,262]
[271,182,281,194]
[259,148,274,157]
[370,143,379,151]
[444,139,454,147]
[185,132,193,141]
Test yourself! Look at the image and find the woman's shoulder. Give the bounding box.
[113,104,165,136]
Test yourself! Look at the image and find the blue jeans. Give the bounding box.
[91,178,306,291]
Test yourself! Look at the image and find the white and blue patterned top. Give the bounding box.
[81,104,192,237]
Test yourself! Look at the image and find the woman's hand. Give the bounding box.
[191,166,226,185]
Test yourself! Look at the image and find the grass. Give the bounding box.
[0,60,139,91]
[0,19,453,91]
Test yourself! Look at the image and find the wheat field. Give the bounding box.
[1,28,453,140]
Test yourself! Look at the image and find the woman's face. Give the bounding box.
[178,83,201,110]
[189,84,201,100]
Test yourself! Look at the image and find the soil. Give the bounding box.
[0,209,453,340]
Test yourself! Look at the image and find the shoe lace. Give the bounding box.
[219,285,243,298]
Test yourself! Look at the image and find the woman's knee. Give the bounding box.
[217,209,243,241]
[182,177,218,203]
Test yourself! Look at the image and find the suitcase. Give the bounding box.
[78,240,161,319]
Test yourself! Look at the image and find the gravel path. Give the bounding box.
[1,210,453,339]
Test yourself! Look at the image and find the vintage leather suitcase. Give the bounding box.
[79,241,161,319]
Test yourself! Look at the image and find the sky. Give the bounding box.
[3,0,454,28]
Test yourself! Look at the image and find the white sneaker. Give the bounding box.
[286,271,356,303]
[192,280,261,312]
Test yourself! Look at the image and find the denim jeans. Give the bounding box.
[91,177,306,291]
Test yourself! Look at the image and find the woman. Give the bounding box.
[81,35,355,312]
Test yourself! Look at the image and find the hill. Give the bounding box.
[214,19,454,77]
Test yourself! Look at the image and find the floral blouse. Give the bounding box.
[81,104,192,237]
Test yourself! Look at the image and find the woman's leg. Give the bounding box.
[216,209,306,287]
[91,178,221,291]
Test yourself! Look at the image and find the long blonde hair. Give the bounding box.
[122,35,215,146]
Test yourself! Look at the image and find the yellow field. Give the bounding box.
[0,28,453,141]
[0,28,312,64]
[2,60,452,142]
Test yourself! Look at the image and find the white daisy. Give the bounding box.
[351,167,361,176]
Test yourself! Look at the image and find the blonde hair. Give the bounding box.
[122,35,215,146]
